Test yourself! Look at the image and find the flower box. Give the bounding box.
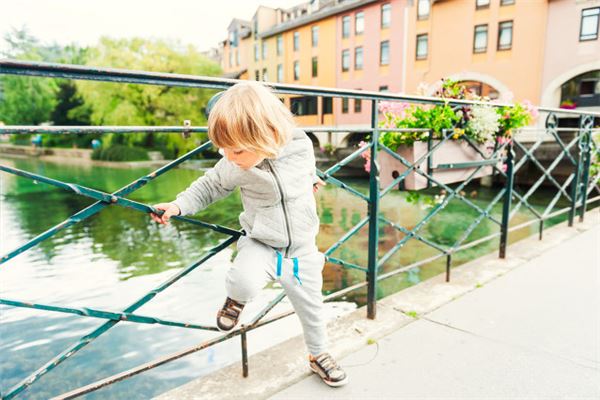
[378,140,496,191]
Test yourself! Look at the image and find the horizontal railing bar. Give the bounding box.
[0,298,220,331]
[2,60,599,116]
[0,126,208,134]
[434,158,503,170]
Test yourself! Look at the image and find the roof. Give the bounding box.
[260,0,378,38]
[222,69,248,79]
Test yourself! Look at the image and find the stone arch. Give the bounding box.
[540,60,600,109]
[305,132,320,148]
[426,72,513,102]
[340,132,370,148]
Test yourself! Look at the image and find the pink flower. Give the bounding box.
[522,99,539,119]
[378,101,410,118]
[501,163,508,173]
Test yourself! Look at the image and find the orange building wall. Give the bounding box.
[282,16,337,126]
[406,0,548,103]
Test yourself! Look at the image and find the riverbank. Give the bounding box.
[0,144,217,170]
[157,211,600,400]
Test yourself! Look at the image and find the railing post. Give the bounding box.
[577,115,594,222]
[569,128,584,227]
[241,328,248,377]
[367,99,380,319]
[499,139,515,259]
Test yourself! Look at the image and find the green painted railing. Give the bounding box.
[0,60,599,399]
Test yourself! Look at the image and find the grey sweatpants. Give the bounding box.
[225,235,328,356]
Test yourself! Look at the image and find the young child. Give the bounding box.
[149,81,348,387]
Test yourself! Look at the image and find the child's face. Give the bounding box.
[222,148,265,170]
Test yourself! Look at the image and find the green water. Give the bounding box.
[0,155,573,399]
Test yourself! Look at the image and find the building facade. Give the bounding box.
[218,0,600,145]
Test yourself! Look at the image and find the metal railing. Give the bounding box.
[1,60,599,399]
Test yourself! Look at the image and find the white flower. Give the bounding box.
[466,105,500,143]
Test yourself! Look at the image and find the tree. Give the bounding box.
[74,37,223,157]
[0,28,58,126]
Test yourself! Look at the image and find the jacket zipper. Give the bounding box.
[266,159,292,258]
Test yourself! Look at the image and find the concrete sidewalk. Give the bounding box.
[269,224,600,400]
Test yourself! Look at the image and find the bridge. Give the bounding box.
[0,60,599,399]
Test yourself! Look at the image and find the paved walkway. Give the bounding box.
[269,224,600,400]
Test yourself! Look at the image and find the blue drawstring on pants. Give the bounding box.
[276,251,302,285]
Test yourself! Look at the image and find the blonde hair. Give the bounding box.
[208,81,296,159]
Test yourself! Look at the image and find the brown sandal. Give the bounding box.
[216,297,245,332]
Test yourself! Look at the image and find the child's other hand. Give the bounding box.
[149,203,181,225]
[313,177,326,193]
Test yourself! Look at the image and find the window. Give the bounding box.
[262,41,267,59]
[323,97,333,114]
[342,98,349,113]
[355,11,364,35]
[417,0,430,20]
[312,56,318,77]
[229,30,238,47]
[501,0,515,5]
[262,68,268,81]
[476,0,490,10]
[580,8,599,41]
[253,19,258,36]
[293,60,300,80]
[312,26,319,47]
[381,3,391,28]
[580,79,599,96]
[416,34,428,59]
[498,21,513,50]
[255,70,259,80]
[277,35,283,56]
[342,15,351,38]
[354,90,362,113]
[228,51,233,68]
[235,49,239,66]
[473,24,488,53]
[254,44,259,61]
[379,85,389,92]
[291,96,318,115]
[342,49,350,71]
[355,47,364,70]
[277,64,283,82]
[294,31,300,51]
[380,40,390,65]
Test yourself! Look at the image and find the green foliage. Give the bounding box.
[379,103,460,150]
[497,102,533,136]
[377,79,538,152]
[0,27,92,149]
[74,37,222,157]
[0,28,59,126]
[91,144,149,161]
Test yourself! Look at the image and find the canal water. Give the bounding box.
[0,155,569,399]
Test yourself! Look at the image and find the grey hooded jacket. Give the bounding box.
[172,128,320,258]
